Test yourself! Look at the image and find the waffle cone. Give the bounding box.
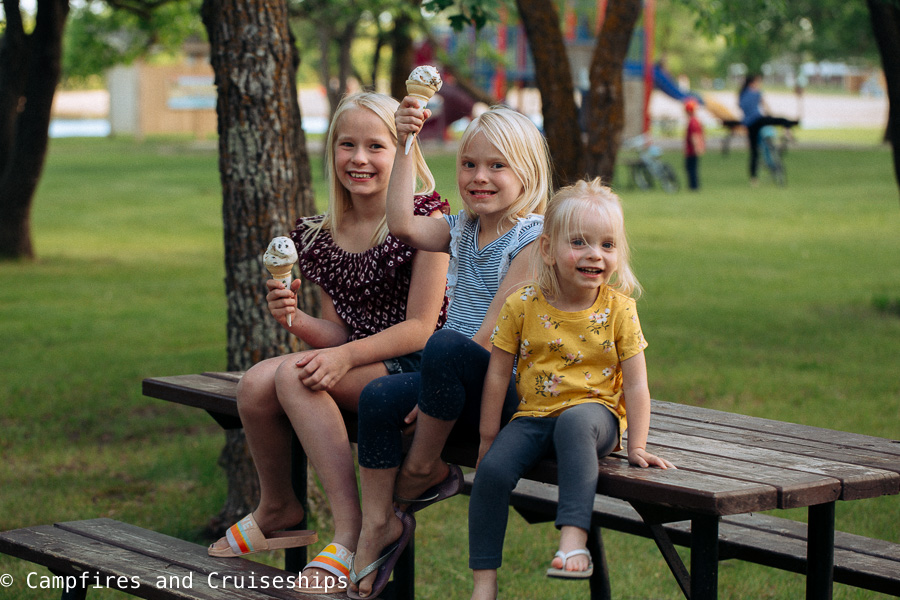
[266,267,294,326]
[406,82,437,104]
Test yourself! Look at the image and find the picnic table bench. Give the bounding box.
[3,370,899,600]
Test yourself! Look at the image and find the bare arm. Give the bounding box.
[478,346,516,467]
[297,225,450,391]
[471,242,538,349]
[387,97,452,252]
[268,279,349,348]
[621,351,675,469]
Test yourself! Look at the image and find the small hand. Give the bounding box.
[475,437,495,470]
[396,97,431,146]
[401,405,419,436]
[265,278,298,328]
[628,447,676,470]
[295,345,354,391]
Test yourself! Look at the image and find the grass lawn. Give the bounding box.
[1,134,898,599]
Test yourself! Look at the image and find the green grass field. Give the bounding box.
[1,135,898,599]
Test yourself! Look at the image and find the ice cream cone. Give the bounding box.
[404,66,442,154]
[263,236,299,328]
[266,266,294,327]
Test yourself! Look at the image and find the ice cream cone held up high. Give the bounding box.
[263,236,299,327]
[404,65,443,155]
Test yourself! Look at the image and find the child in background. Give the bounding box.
[469,178,674,600]
[349,104,552,599]
[209,92,450,596]
[684,98,705,190]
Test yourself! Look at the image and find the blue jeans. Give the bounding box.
[468,403,619,570]
[357,329,518,469]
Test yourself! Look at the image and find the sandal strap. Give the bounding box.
[349,541,398,584]
[305,543,352,580]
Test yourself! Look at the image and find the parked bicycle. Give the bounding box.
[621,134,680,193]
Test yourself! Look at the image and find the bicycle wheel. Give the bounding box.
[631,163,653,190]
[657,163,680,193]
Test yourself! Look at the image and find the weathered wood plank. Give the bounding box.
[0,524,292,600]
[651,400,900,458]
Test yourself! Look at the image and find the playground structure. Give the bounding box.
[438,0,743,144]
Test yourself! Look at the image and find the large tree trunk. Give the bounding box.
[516,0,583,187]
[200,0,319,534]
[867,0,900,198]
[0,0,69,260]
[584,0,642,182]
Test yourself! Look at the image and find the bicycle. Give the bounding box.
[621,134,680,193]
[759,125,791,186]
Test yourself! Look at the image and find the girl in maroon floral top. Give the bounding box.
[209,92,449,595]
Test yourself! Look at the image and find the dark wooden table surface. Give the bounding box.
[143,373,900,600]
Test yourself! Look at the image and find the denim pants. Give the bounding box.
[357,328,518,469]
[468,403,619,570]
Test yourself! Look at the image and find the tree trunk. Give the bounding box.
[516,0,584,187]
[867,0,900,198]
[200,0,319,534]
[0,0,69,260]
[584,0,642,182]
[390,11,416,100]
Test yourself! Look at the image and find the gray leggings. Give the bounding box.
[468,403,619,570]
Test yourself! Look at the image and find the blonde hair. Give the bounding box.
[535,177,641,299]
[303,92,436,250]
[457,106,551,226]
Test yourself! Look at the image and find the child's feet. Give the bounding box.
[394,460,452,509]
[546,525,592,578]
[349,510,405,598]
[208,502,306,555]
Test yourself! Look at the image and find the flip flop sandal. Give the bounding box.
[394,463,464,513]
[546,548,594,579]
[347,508,416,600]
[207,513,317,557]
[295,542,353,594]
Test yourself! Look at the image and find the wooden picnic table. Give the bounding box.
[142,372,900,600]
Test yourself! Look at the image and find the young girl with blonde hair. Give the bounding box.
[469,178,674,599]
[349,103,552,599]
[209,92,450,596]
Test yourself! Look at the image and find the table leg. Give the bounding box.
[588,525,612,600]
[806,502,835,600]
[690,514,719,600]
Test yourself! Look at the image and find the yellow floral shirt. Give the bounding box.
[491,285,648,444]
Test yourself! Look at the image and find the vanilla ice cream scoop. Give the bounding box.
[263,236,298,326]
[404,65,443,155]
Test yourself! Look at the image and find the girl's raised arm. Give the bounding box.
[387,97,452,253]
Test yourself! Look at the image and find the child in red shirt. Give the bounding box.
[684,99,705,190]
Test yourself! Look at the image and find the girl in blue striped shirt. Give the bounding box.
[349,104,552,599]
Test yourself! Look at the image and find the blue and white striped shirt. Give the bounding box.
[442,211,544,339]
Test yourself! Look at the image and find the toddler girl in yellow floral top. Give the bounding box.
[468,177,674,600]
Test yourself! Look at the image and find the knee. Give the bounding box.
[473,453,518,493]
[236,361,281,416]
[423,329,465,362]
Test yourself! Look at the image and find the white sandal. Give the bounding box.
[546,548,594,579]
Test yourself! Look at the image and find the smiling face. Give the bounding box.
[541,207,619,305]
[456,132,524,224]
[333,107,397,203]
